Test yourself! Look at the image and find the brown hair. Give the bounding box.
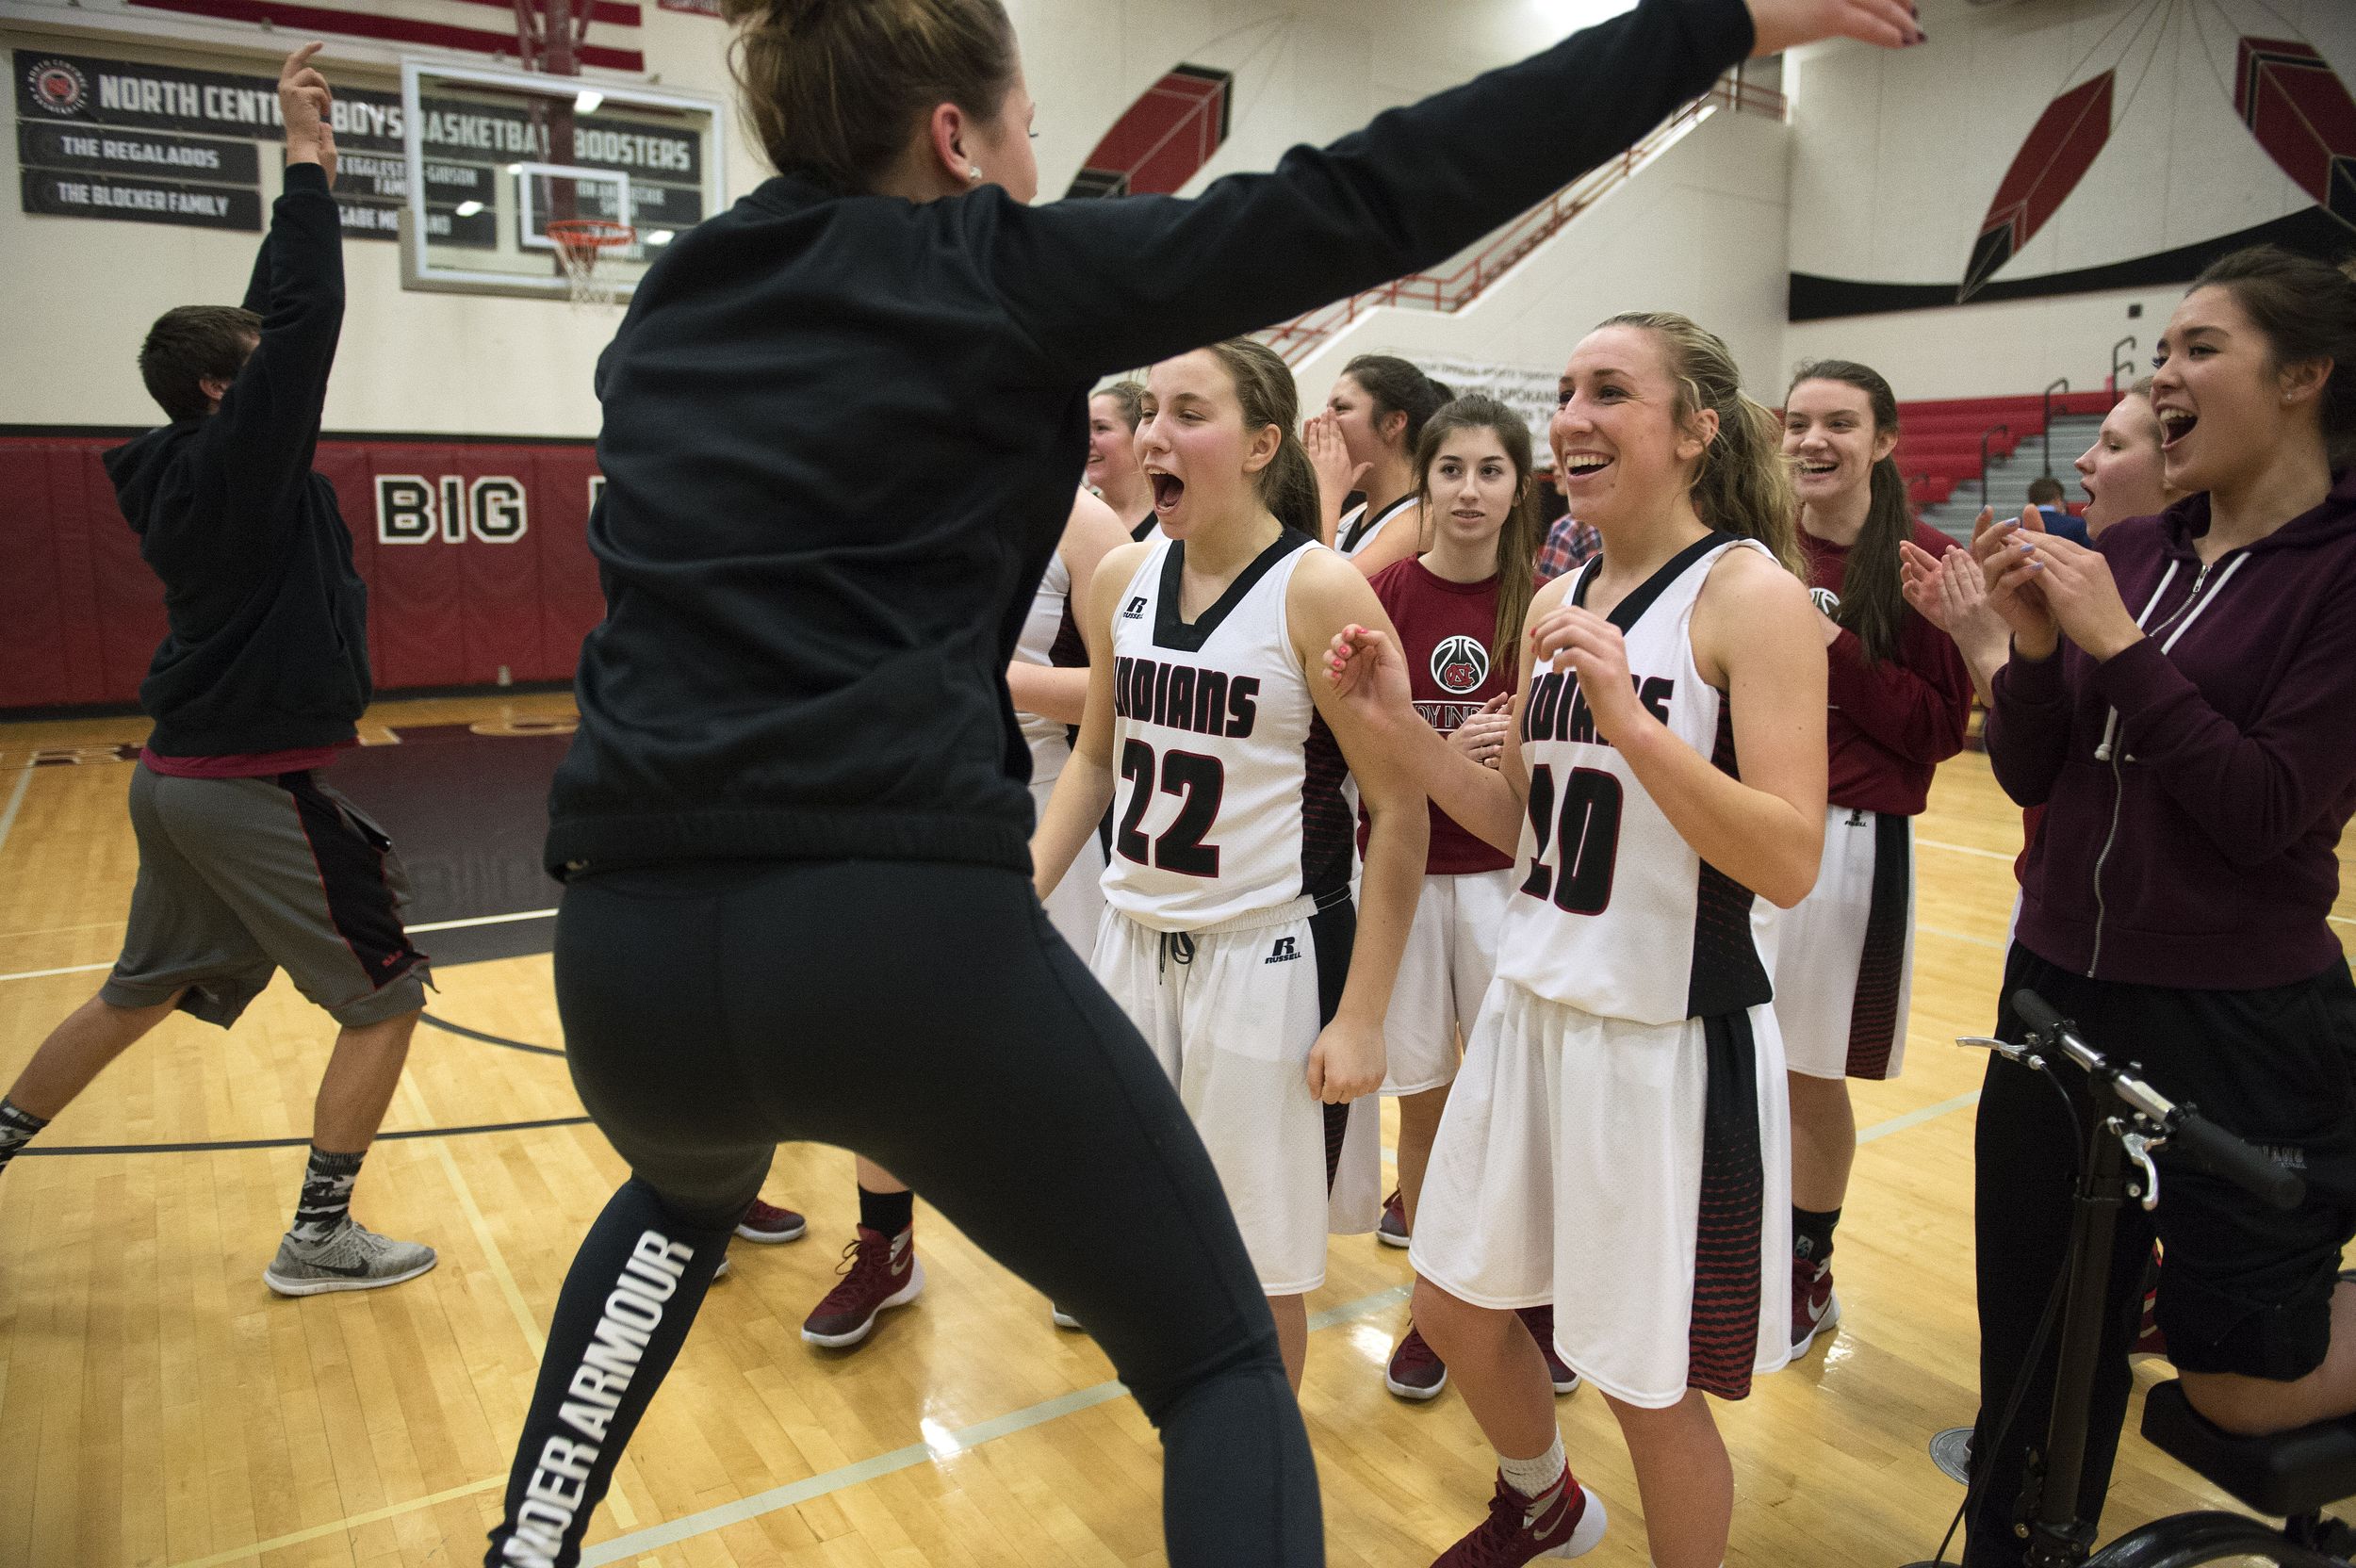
[719,0,1019,195]
[1093,380,1147,431]
[2189,245,2356,466]
[1414,395,1543,677]
[1787,358,1909,663]
[1342,353,1454,454]
[139,305,261,422]
[1598,312,1801,578]
[1201,339,1320,539]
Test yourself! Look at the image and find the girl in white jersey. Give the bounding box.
[799,487,1129,1351]
[1306,353,1453,578]
[1034,338,1428,1390]
[1329,314,1827,1568]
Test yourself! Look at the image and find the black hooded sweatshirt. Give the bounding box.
[545,0,1755,879]
[104,161,370,758]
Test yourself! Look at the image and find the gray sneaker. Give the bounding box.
[264,1218,437,1297]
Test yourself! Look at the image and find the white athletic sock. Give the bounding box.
[1497,1432,1567,1500]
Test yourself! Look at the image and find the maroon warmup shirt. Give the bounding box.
[1802,523,1975,818]
[1364,557,1514,874]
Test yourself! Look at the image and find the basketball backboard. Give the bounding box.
[397,58,725,303]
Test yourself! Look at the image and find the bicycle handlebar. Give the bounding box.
[2168,1112,2306,1212]
[2012,989,2306,1213]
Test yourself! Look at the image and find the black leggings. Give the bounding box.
[483,859,1320,1567]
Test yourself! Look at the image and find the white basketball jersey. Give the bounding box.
[1013,547,1088,784]
[1494,533,1775,1026]
[1336,495,1415,559]
[1101,531,1353,932]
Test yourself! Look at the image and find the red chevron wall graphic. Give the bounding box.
[1960,72,2113,302]
[1066,65,1234,200]
[2235,37,2356,229]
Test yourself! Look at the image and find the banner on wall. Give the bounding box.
[1410,355,1565,469]
[14,48,700,241]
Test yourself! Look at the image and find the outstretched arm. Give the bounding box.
[984,0,1920,379]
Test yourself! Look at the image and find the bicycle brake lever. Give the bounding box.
[2121,1130,2163,1212]
[1956,1035,2041,1067]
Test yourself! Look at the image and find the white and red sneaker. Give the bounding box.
[735,1198,808,1244]
[1384,1321,1448,1400]
[801,1226,923,1348]
[1514,1304,1582,1396]
[1792,1255,1841,1355]
[1432,1472,1608,1565]
[1379,1187,1411,1249]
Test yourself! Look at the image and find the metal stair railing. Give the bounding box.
[1256,75,1786,367]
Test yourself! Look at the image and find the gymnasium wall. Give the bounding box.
[3,0,1665,710]
[1290,104,1792,415]
[1780,0,2356,400]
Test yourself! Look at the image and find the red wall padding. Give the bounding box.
[0,433,604,710]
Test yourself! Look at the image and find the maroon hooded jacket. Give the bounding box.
[1987,469,2356,990]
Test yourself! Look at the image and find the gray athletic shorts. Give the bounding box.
[101,765,431,1030]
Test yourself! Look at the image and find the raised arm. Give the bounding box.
[1824,607,1973,765]
[1322,574,1562,855]
[1558,547,1825,907]
[190,43,346,549]
[981,0,1919,379]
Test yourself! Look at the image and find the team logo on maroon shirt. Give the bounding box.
[1432,634,1488,695]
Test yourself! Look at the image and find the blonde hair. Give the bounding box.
[1597,312,1802,579]
[720,0,1018,194]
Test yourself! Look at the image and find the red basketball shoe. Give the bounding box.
[735,1198,807,1244]
[801,1226,923,1348]
[1432,1471,1608,1565]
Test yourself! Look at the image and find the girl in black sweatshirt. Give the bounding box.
[486,2,1924,1564]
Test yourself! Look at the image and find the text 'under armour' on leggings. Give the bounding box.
[483,858,1321,1568]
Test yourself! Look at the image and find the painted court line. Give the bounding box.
[410,907,558,934]
[1920,924,2006,951]
[579,1282,1414,1565]
[0,907,560,985]
[1916,837,2015,862]
[1858,1088,1983,1144]
[0,766,31,859]
[159,1091,1977,1568]
[0,959,111,984]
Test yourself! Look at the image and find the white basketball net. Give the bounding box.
[552,224,630,312]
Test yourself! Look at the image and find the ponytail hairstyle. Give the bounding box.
[1095,379,1147,432]
[1788,358,1909,663]
[1597,312,1801,579]
[719,0,1019,195]
[1203,338,1322,539]
[1414,394,1544,678]
[1343,353,1455,456]
[2187,245,2356,467]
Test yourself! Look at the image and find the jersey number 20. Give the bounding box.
[1518,763,1622,914]
[1117,741,1224,877]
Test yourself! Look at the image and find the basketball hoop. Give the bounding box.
[547,218,634,310]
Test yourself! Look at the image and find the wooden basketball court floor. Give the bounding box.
[2,692,2348,1568]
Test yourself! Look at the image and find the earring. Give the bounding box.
[966,165,983,182]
